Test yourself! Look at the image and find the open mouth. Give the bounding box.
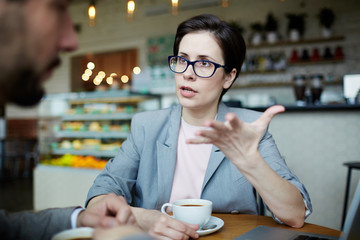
[181,86,197,93]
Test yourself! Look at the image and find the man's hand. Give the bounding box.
[77,193,137,228]
[93,225,151,240]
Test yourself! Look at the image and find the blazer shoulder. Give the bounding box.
[132,105,178,126]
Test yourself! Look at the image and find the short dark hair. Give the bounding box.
[173,14,246,98]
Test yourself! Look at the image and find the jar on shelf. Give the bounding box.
[310,74,324,105]
[293,75,307,106]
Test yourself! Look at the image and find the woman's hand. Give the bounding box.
[131,207,199,240]
[186,105,285,167]
[187,105,306,227]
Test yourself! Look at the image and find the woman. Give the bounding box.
[86,14,312,239]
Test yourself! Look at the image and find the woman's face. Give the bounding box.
[175,31,235,113]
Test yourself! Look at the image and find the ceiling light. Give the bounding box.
[171,0,179,15]
[88,0,96,26]
[127,0,135,21]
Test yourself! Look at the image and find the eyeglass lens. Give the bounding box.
[169,56,216,78]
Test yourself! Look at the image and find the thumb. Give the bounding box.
[257,105,285,127]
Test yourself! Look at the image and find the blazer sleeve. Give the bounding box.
[0,207,75,240]
[86,112,143,206]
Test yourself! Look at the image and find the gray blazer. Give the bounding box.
[0,207,75,240]
[87,103,312,216]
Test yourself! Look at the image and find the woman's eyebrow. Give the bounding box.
[178,52,189,58]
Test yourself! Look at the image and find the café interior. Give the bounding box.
[0,0,359,233]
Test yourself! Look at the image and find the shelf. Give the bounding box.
[232,79,342,89]
[288,58,345,66]
[52,149,118,158]
[247,35,345,49]
[240,69,286,75]
[68,95,151,104]
[55,131,129,139]
[62,112,135,121]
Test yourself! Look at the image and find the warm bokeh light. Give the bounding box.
[127,0,135,21]
[85,69,92,76]
[106,77,113,85]
[87,62,95,70]
[88,5,96,20]
[88,4,96,26]
[221,0,229,8]
[93,76,102,85]
[98,71,106,78]
[110,73,118,77]
[82,74,89,81]
[121,75,129,83]
[171,0,178,15]
[127,0,135,13]
[133,66,141,75]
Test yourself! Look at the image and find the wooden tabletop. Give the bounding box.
[200,214,342,239]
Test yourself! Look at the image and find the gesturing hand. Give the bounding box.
[77,193,137,228]
[186,105,285,165]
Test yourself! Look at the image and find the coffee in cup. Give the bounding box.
[161,199,212,226]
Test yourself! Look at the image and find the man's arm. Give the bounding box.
[0,207,74,240]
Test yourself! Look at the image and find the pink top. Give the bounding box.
[169,118,213,203]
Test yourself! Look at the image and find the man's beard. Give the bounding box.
[6,66,45,107]
[4,57,60,107]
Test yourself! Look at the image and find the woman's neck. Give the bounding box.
[181,104,218,126]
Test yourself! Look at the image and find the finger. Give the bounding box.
[99,216,122,228]
[256,105,285,127]
[186,135,211,144]
[157,216,199,239]
[77,211,102,228]
[224,112,242,130]
[203,119,231,132]
[167,219,199,239]
[114,202,136,225]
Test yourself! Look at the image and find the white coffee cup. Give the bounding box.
[161,199,212,226]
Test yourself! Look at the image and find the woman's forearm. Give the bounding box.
[234,151,306,228]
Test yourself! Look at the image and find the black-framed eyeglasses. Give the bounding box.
[168,55,230,78]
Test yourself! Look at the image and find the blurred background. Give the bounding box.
[1,0,359,231]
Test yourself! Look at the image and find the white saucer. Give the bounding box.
[52,227,94,240]
[197,216,224,236]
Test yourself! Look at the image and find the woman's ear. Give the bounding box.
[223,68,237,89]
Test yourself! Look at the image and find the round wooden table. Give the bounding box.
[201,214,341,239]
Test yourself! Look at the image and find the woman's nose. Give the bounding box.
[182,64,196,80]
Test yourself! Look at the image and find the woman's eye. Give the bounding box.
[179,58,187,64]
[200,61,210,67]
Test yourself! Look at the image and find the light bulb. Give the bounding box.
[88,3,96,26]
[127,0,135,21]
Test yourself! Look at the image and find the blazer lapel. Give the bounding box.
[156,105,181,208]
[202,103,229,190]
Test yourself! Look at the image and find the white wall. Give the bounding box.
[269,111,360,230]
